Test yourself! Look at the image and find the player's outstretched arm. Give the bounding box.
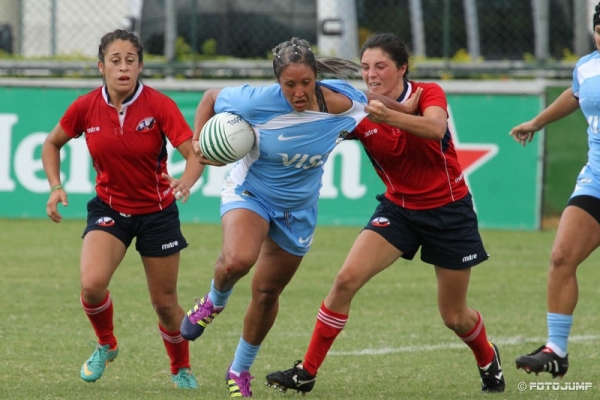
[509,87,579,146]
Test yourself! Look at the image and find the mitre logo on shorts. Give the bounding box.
[95,216,115,227]
[162,241,179,250]
[136,117,156,131]
[370,217,390,227]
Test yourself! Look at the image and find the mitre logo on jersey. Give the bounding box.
[364,128,377,137]
[136,117,156,131]
[86,126,100,133]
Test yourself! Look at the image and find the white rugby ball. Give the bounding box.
[200,112,255,164]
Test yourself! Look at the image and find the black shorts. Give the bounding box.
[568,195,600,225]
[83,196,188,257]
[363,193,489,270]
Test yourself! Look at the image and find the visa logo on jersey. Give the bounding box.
[280,153,328,169]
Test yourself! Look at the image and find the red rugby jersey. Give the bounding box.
[60,83,192,214]
[354,81,468,210]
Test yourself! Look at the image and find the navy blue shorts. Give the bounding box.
[363,193,488,270]
[83,196,188,257]
[569,195,600,225]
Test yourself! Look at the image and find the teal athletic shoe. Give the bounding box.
[80,342,119,382]
[172,368,199,389]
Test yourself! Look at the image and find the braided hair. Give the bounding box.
[272,37,359,80]
[594,2,600,29]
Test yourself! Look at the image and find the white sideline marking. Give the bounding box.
[328,334,600,356]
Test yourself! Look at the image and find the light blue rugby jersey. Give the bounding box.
[214,79,368,210]
[573,51,600,175]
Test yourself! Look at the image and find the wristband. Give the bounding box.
[50,184,63,193]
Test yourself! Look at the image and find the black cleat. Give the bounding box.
[266,360,316,394]
[479,343,505,393]
[515,345,568,378]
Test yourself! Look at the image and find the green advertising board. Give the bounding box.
[0,81,542,229]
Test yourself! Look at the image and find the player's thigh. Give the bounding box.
[553,201,600,267]
[336,230,402,289]
[142,252,181,307]
[435,266,471,314]
[80,230,127,290]
[251,236,304,294]
[221,207,270,267]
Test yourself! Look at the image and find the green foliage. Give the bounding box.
[202,39,217,57]
[561,49,579,62]
[2,219,600,398]
[451,48,483,63]
[174,36,193,60]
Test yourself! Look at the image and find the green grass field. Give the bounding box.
[1,219,599,399]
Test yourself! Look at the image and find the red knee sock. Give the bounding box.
[80,291,117,349]
[303,302,348,376]
[457,310,494,367]
[159,324,190,375]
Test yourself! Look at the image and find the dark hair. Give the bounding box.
[594,2,600,29]
[98,29,144,63]
[360,33,410,78]
[272,37,359,80]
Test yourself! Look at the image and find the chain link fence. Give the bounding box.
[0,0,596,79]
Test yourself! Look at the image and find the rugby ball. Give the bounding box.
[200,112,255,164]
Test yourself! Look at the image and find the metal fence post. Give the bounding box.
[164,0,176,78]
[50,0,56,56]
[409,0,425,58]
[574,0,591,57]
[443,0,450,70]
[317,0,358,60]
[463,0,480,60]
[532,0,549,62]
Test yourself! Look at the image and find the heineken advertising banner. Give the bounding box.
[0,83,542,229]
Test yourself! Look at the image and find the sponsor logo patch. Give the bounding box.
[370,217,390,227]
[95,216,115,227]
[136,117,156,131]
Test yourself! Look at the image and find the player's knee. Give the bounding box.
[218,251,255,276]
[80,285,108,305]
[151,299,179,321]
[440,312,463,332]
[252,286,281,309]
[332,269,362,295]
[549,246,577,273]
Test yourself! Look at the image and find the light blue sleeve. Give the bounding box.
[214,84,292,124]
[572,60,580,97]
[319,79,368,103]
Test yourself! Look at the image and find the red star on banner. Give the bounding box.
[455,144,498,175]
[447,108,498,209]
[448,108,498,177]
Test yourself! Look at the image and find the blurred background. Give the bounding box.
[1,0,596,228]
[0,0,597,79]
